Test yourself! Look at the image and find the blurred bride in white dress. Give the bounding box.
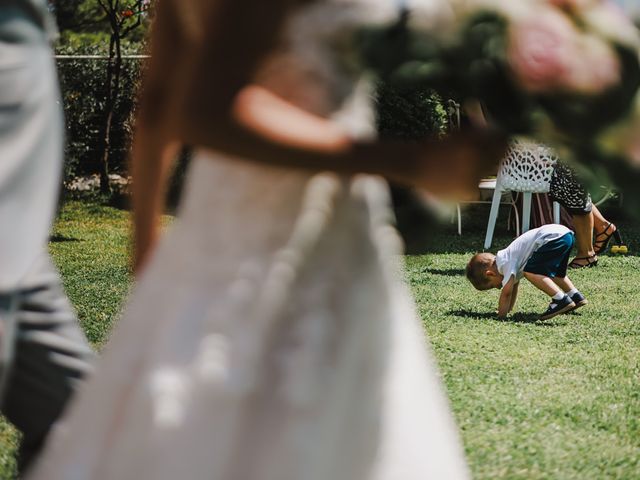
[28,0,505,478]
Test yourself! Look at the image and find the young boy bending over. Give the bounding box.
[466,224,587,319]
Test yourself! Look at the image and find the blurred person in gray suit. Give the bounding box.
[0,0,94,473]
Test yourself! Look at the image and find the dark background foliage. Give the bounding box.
[55,50,450,189]
[51,1,451,204]
[56,47,143,181]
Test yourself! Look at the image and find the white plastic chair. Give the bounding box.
[484,139,561,249]
[453,178,519,236]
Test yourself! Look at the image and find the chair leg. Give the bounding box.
[484,185,503,250]
[522,192,532,233]
[553,201,560,224]
[457,203,462,235]
[512,199,520,237]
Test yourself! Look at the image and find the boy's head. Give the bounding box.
[466,252,503,290]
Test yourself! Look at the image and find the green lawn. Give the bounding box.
[1,200,638,479]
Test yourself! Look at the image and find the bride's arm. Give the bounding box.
[226,85,504,196]
[132,0,505,271]
[130,0,189,272]
[132,0,304,271]
[166,0,505,192]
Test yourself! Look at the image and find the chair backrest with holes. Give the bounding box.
[498,138,558,193]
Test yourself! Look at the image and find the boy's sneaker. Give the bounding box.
[569,291,588,310]
[540,295,576,320]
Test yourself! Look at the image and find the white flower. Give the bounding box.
[581,1,640,49]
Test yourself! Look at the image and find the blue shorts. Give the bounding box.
[523,232,575,278]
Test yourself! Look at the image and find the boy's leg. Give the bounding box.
[524,272,576,319]
[551,276,576,293]
[553,276,588,308]
[523,272,564,297]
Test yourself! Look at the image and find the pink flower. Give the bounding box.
[507,9,578,93]
[507,8,621,95]
[582,1,640,49]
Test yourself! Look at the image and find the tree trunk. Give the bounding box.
[96,1,144,195]
[98,10,124,195]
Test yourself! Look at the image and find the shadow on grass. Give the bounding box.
[448,309,499,320]
[448,309,560,326]
[50,234,80,243]
[423,268,465,277]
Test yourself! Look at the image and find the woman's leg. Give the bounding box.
[571,212,595,258]
[592,204,620,254]
[549,163,598,266]
[569,212,599,268]
[591,204,613,233]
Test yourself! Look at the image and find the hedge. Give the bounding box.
[55,54,448,192]
[56,45,143,182]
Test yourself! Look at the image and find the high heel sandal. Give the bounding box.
[568,254,598,269]
[594,223,627,254]
[593,223,615,254]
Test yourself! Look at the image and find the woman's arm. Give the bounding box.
[131,0,194,272]
[131,135,179,272]
[132,0,506,271]
[159,0,505,191]
[132,0,298,271]
[220,85,505,196]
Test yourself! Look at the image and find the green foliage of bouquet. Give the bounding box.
[358,0,640,205]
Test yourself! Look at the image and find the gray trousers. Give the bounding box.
[0,5,95,475]
[0,255,94,474]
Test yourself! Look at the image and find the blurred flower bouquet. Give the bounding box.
[358,0,640,173]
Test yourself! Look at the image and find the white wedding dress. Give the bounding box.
[29,1,469,479]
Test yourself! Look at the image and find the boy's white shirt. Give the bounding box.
[495,224,571,288]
